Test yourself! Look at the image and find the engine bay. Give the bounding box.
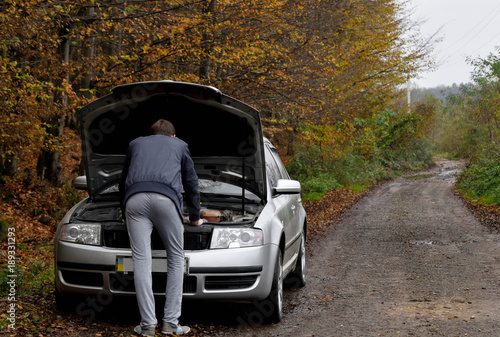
[198,208,256,224]
[74,200,257,225]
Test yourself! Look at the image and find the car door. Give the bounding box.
[264,143,299,267]
[269,146,301,236]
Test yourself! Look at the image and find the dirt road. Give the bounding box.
[207,159,500,336]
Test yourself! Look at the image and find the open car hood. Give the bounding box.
[79,81,266,201]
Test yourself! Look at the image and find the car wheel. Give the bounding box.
[285,230,306,289]
[250,250,283,324]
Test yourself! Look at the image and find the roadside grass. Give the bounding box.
[0,246,54,298]
[434,152,458,160]
[293,149,432,202]
[299,173,342,201]
[0,244,55,332]
[456,149,500,206]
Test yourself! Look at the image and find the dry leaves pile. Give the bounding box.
[458,194,500,233]
[303,186,372,239]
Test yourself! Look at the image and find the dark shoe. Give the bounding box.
[134,325,155,337]
[161,322,190,335]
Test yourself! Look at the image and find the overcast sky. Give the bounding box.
[407,0,500,88]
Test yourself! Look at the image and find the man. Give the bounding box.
[119,119,203,336]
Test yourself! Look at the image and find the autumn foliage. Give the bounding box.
[0,0,434,178]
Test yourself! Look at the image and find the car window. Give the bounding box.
[265,145,284,191]
[269,146,290,179]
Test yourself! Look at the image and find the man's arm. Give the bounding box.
[181,147,201,223]
[118,148,132,220]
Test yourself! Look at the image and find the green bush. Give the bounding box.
[289,146,410,200]
[298,173,342,200]
[380,138,434,172]
[457,149,500,204]
[288,107,435,200]
[287,143,326,178]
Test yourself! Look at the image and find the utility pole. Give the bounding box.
[407,81,412,112]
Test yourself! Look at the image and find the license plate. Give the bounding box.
[117,256,189,274]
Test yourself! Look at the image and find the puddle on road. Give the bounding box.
[408,240,445,246]
[403,161,464,183]
[405,174,437,180]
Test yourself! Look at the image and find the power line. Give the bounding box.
[437,26,500,70]
[444,2,500,51]
[446,7,500,56]
[468,29,500,55]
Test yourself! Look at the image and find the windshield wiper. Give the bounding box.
[199,193,260,204]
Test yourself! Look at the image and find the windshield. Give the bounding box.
[95,179,260,202]
[199,179,260,203]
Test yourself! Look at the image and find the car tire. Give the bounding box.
[248,250,283,325]
[285,230,306,289]
[264,249,283,324]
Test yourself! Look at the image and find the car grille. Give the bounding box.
[102,224,211,250]
[109,273,197,294]
[205,275,258,290]
[60,270,197,294]
[60,270,104,288]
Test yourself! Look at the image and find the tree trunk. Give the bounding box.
[0,149,18,177]
[36,17,75,185]
[82,6,95,99]
[199,0,217,81]
[36,116,64,184]
[63,27,78,130]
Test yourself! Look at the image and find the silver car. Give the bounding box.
[54,81,307,324]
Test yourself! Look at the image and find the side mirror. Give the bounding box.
[274,179,301,195]
[73,176,88,190]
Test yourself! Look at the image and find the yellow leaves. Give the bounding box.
[120,54,139,62]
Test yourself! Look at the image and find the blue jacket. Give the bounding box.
[119,135,201,221]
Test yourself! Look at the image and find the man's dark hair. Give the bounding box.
[151,119,176,136]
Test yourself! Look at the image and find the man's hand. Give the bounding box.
[188,219,204,226]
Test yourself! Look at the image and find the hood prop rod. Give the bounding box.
[241,118,246,215]
[242,156,245,215]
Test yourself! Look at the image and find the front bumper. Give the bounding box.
[55,240,278,302]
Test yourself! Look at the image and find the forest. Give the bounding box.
[6,0,500,331]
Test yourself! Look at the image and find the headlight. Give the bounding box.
[210,228,263,249]
[60,224,101,246]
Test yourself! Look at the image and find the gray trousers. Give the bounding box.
[125,192,184,329]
